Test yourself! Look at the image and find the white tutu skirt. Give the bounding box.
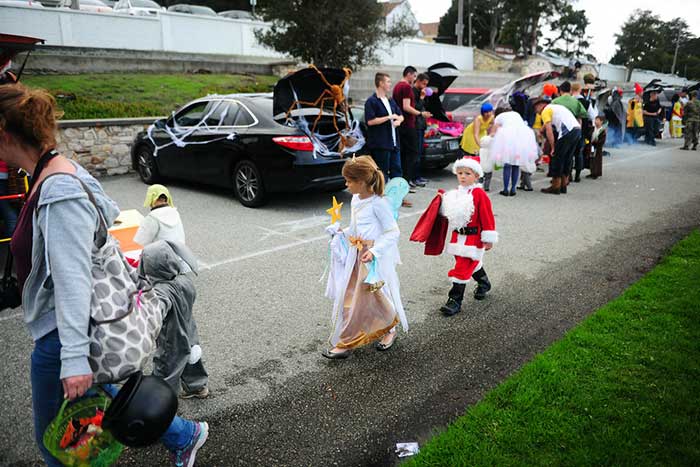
[491,125,538,167]
[479,135,494,172]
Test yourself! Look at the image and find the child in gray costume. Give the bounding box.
[139,240,209,399]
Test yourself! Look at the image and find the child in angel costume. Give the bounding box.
[410,156,498,316]
[323,156,409,359]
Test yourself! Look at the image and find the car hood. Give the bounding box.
[451,70,560,124]
[272,67,351,121]
[424,62,459,122]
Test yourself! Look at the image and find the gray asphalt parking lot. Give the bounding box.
[1,138,699,466]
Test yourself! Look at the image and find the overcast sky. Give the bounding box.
[407,0,700,63]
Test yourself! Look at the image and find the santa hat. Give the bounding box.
[452,156,484,178]
[634,83,643,95]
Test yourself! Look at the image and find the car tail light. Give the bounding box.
[446,112,453,121]
[273,136,314,152]
[423,143,429,148]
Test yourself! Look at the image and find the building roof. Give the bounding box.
[382,1,402,16]
[419,22,439,37]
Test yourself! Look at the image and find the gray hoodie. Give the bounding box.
[23,163,120,379]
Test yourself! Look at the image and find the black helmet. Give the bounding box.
[103,372,178,447]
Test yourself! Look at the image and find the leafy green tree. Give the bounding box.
[610,10,665,74]
[501,0,568,56]
[544,3,591,59]
[611,11,699,79]
[253,0,415,69]
[437,0,506,49]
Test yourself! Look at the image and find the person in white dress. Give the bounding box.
[323,156,408,359]
[489,109,538,196]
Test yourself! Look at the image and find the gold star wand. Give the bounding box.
[326,196,343,224]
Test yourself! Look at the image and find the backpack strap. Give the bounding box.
[35,173,109,248]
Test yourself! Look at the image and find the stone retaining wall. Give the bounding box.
[56,118,159,178]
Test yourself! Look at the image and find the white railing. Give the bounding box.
[1,5,474,69]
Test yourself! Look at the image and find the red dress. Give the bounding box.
[411,184,498,283]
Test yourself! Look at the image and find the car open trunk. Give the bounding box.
[0,33,45,81]
[273,67,361,157]
[451,70,561,124]
[423,62,460,122]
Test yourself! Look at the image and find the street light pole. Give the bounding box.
[468,0,472,47]
[671,24,681,75]
[456,0,464,46]
[250,0,256,17]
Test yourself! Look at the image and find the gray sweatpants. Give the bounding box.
[153,276,209,393]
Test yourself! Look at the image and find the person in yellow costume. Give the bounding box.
[626,83,644,143]
[671,94,683,138]
[460,102,494,156]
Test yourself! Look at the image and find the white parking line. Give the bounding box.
[199,210,423,271]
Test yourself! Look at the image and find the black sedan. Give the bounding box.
[131,94,347,207]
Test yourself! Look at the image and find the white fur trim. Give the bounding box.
[452,158,484,177]
[441,189,474,229]
[449,277,472,284]
[481,230,499,244]
[445,243,485,260]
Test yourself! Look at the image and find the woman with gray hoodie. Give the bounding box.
[1,84,208,467]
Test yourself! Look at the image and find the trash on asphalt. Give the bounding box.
[395,442,420,457]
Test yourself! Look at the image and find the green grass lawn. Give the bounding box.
[407,230,700,466]
[22,73,278,120]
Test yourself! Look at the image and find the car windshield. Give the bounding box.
[188,5,216,15]
[441,93,486,112]
[220,9,252,18]
[130,0,159,7]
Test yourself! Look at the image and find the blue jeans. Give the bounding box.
[502,164,520,193]
[31,330,196,466]
[370,147,403,181]
[0,179,18,238]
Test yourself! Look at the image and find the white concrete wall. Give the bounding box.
[0,5,474,69]
[597,63,627,83]
[376,39,473,70]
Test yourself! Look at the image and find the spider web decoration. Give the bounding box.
[273,66,365,158]
[147,99,238,156]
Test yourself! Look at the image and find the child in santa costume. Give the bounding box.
[410,156,498,316]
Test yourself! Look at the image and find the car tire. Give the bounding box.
[432,163,451,170]
[233,160,267,208]
[135,145,160,184]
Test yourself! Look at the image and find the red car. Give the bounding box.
[442,87,491,120]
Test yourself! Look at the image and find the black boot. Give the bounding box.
[574,169,581,183]
[440,283,466,316]
[472,268,491,300]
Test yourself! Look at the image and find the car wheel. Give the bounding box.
[233,160,267,207]
[136,145,160,184]
[431,163,451,170]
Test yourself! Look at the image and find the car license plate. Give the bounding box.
[447,140,459,151]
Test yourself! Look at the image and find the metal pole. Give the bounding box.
[456,0,464,46]
[671,24,680,75]
[468,0,472,47]
[70,0,80,10]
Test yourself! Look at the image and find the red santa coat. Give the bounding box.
[412,184,498,282]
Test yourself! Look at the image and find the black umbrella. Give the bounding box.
[424,62,459,122]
